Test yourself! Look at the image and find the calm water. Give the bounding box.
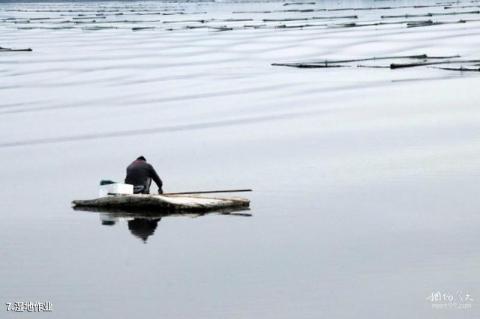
[1,0,480,318]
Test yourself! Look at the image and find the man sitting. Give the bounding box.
[125,156,163,194]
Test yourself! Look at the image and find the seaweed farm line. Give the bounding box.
[3,0,480,32]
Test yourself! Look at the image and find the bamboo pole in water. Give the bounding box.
[163,189,252,195]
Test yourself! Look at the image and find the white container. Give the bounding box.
[98,183,133,198]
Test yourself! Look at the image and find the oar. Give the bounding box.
[163,189,252,195]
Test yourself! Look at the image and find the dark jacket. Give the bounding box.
[125,160,163,189]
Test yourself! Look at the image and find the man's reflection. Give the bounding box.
[127,218,161,243]
[99,213,161,243]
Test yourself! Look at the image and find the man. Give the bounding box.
[125,156,163,194]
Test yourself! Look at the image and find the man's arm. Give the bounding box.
[148,164,163,190]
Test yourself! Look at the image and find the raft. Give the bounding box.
[72,194,250,212]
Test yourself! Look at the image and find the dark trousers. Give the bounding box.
[133,178,152,194]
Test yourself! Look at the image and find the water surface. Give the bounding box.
[1,0,480,318]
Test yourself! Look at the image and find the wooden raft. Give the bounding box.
[72,194,250,212]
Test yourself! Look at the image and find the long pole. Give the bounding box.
[163,189,252,195]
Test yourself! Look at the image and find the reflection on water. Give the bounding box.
[75,207,252,244]
[127,218,161,243]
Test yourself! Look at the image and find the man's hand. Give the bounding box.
[158,188,163,194]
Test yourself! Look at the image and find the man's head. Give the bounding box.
[137,156,146,161]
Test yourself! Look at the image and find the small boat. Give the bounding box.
[72,193,250,213]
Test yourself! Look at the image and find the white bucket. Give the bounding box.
[98,183,133,198]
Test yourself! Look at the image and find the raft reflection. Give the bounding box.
[74,207,252,243]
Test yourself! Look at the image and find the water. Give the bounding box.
[1,0,480,318]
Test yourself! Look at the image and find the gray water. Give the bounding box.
[1,0,480,318]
